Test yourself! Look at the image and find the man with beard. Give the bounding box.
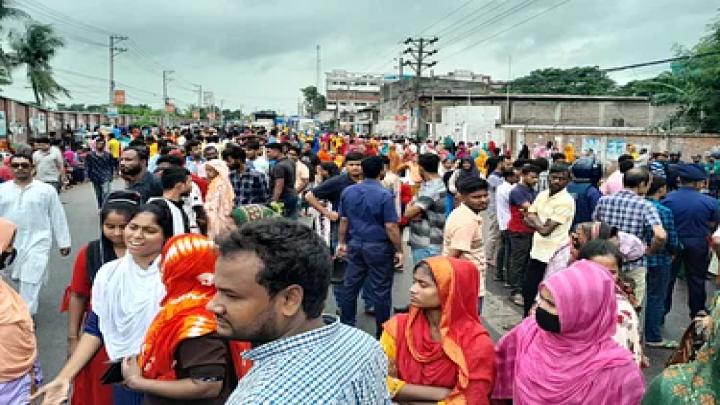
[120,146,162,203]
[222,144,270,206]
[0,153,71,314]
[208,219,390,404]
[148,166,193,235]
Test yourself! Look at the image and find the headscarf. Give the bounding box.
[474,150,488,177]
[643,291,720,404]
[139,234,218,380]
[385,257,495,404]
[204,159,235,240]
[457,158,479,182]
[564,144,576,162]
[231,204,278,227]
[0,218,37,382]
[494,260,644,404]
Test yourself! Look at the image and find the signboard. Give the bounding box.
[106,106,118,117]
[582,137,599,154]
[192,110,200,119]
[113,90,125,105]
[606,139,626,161]
[394,114,408,135]
[207,112,216,120]
[0,111,7,138]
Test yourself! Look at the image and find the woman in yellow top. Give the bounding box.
[381,257,495,404]
[474,150,488,177]
[564,143,576,162]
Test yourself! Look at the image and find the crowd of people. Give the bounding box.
[0,124,718,404]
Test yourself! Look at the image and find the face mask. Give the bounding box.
[535,306,561,333]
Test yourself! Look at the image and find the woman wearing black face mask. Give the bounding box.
[493,260,645,404]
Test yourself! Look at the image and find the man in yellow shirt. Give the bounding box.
[107,133,121,174]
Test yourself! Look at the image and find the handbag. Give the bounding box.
[666,317,706,367]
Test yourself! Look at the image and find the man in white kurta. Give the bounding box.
[0,153,71,314]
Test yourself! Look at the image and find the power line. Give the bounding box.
[16,0,116,36]
[55,68,161,98]
[601,50,720,72]
[434,0,503,38]
[417,0,475,35]
[441,0,539,47]
[443,0,573,60]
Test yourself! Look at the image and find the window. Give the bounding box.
[611,118,625,127]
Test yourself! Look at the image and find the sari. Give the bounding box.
[0,218,41,403]
[204,159,235,240]
[381,257,495,404]
[564,144,576,162]
[643,291,720,404]
[493,260,644,404]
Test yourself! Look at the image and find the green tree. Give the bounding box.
[509,66,617,95]
[10,23,68,106]
[0,0,28,86]
[301,85,326,116]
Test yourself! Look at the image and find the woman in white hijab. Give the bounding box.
[33,201,173,405]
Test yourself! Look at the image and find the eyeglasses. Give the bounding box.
[10,163,31,169]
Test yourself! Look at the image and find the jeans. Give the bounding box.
[411,246,441,265]
[340,240,395,337]
[507,232,532,296]
[485,211,501,269]
[282,195,299,220]
[496,230,511,280]
[667,237,711,318]
[92,180,112,208]
[523,259,547,316]
[646,264,671,342]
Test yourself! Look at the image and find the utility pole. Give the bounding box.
[108,35,128,106]
[162,70,174,127]
[315,45,321,93]
[402,37,438,138]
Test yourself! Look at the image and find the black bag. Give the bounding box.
[331,257,346,285]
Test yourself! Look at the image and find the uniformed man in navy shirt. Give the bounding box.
[664,163,720,318]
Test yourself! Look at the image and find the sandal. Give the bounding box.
[646,339,679,349]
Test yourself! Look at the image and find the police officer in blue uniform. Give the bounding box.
[664,163,720,318]
[567,156,602,228]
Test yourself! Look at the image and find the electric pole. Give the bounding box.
[315,44,321,93]
[162,70,174,126]
[108,35,128,106]
[401,37,438,138]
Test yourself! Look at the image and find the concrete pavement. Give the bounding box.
[31,181,716,383]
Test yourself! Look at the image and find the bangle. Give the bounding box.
[67,335,78,340]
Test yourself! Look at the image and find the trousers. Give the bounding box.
[340,240,395,337]
[496,230,511,280]
[92,180,112,208]
[645,264,671,342]
[19,281,42,315]
[523,258,547,316]
[667,237,710,318]
[507,232,533,296]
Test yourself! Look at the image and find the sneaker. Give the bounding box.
[510,294,524,307]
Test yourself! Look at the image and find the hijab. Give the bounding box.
[139,234,218,380]
[386,257,495,404]
[494,260,644,404]
[457,158,479,182]
[0,218,37,382]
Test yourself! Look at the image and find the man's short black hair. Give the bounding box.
[623,167,650,188]
[619,160,635,174]
[344,151,364,163]
[245,140,261,150]
[531,158,549,171]
[124,146,148,162]
[218,218,331,318]
[185,140,201,155]
[160,166,189,190]
[647,175,667,196]
[418,153,440,173]
[156,154,184,168]
[502,168,516,179]
[34,136,50,144]
[222,144,246,161]
[266,142,284,152]
[521,164,541,175]
[361,156,384,179]
[618,154,634,163]
[549,162,571,175]
[457,176,488,195]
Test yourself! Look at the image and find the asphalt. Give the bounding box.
[32,181,718,383]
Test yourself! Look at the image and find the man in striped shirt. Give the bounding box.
[208,218,390,404]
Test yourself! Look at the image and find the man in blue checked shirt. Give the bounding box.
[209,218,391,404]
[644,176,679,347]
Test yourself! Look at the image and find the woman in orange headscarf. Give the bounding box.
[121,234,244,404]
[381,257,495,404]
[564,143,576,163]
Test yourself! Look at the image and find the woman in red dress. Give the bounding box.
[60,190,141,405]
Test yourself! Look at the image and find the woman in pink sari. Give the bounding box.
[493,260,644,404]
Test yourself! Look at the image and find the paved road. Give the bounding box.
[33,182,717,383]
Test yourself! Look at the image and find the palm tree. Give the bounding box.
[10,23,69,106]
[0,0,28,85]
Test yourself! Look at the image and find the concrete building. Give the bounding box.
[325,69,383,128]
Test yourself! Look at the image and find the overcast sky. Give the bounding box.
[2,0,717,114]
